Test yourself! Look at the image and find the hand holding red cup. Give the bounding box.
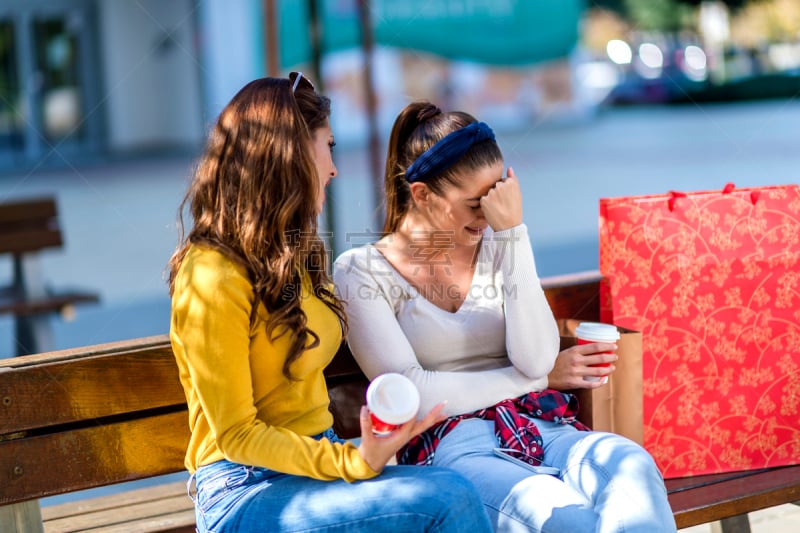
[575,322,620,383]
[366,373,420,437]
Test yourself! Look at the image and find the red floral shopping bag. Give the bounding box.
[599,183,800,478]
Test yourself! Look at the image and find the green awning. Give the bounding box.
[278,0,584,67]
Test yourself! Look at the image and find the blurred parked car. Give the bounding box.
[604,38,709,104]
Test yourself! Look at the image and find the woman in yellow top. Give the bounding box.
[167,74,492,532]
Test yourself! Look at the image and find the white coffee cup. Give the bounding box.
[366,373,420,436]
[575,322,620,383]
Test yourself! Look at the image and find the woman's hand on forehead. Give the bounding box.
[480,166,523,231]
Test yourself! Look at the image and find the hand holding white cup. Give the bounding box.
[366,373,420,436]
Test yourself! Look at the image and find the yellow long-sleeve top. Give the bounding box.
[170,244,377,482]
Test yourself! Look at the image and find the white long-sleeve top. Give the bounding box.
[333,224,560,417]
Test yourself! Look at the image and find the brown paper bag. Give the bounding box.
[557,319,643,445]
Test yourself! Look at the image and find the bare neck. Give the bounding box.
[381,215,479,267]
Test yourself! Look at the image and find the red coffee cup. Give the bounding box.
[366,373,420,436]
[575,322,620,383]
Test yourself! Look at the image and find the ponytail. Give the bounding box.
[383,102,441,233]
[382,101,502,235]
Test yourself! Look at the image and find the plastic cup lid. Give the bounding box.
[575,322,620,342]
[366,373,420,424]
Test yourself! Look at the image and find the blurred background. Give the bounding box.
[2,2,799,525]
[1,0,799,357]
[3,0,799,166]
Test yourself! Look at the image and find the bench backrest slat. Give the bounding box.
[0,342,185,434]
[325,343,369,440]
[0,335,170,368]
[542,271,601,321]
[0,197,62,256]
[1,411,188,505]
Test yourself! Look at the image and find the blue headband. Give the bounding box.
[404,121,495,183]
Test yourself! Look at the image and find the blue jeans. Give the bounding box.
[191,429,492,532]
[431,418,677,533]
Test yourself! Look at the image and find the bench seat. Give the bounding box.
[33,460,800,532]
[41,481,194,533]
[667,465,800,529]
[38,462,800,532]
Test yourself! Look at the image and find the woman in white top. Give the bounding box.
[334,101,676,533]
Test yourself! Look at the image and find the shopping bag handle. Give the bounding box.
[667,182,760,211]
[721,182,761,205]
[667,190,687,211]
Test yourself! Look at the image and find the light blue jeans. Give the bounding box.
[191,429,492,532]
[431,418,677,533]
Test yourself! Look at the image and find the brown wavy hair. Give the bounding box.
[167,76,346,379]
[383,101,502,234]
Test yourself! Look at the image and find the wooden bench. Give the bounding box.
[1,272,798,532]
[0,196,100,356]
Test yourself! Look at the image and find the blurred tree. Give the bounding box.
[581,8,631,53]
[676,0,747,8]
[730,0,800,46]
[592,0,748,18]
[623,0,695,32]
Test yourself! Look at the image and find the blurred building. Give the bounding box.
[0,0,586,172]
[0,0,268,171]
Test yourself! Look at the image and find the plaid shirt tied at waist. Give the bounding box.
[397,390,590,467]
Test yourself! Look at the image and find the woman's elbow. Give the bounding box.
[509,346,559,378]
